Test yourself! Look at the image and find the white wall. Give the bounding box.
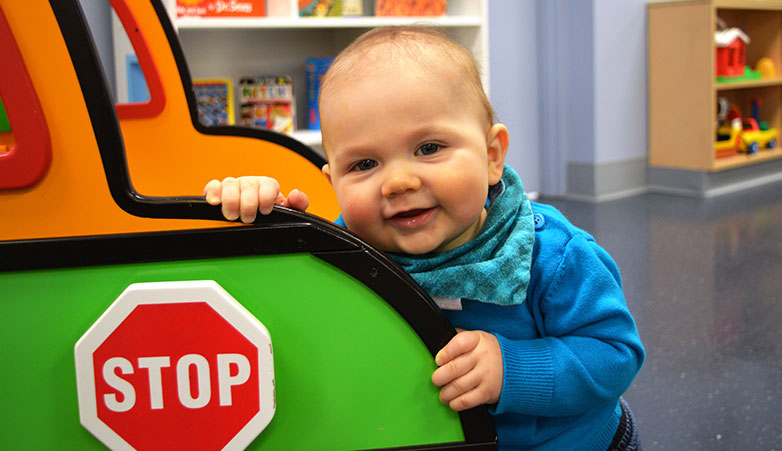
[488,0,540,192]
[489,0,651,197]
[594,0,647,163]
[561,0,595,165]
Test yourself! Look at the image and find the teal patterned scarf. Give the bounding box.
[389,165,534,306]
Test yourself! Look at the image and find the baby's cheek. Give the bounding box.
[454,188,488,223]
[339,193,375,230]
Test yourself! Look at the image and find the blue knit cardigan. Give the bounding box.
[335,168,645,449]
[443,201,645,450]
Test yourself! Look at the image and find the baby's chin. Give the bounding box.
[382,238,453,256]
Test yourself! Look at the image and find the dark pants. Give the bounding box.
[607,398,643,451]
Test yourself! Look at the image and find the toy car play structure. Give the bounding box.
[0,0,497,449]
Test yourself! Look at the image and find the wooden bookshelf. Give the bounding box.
[648,0,782,172]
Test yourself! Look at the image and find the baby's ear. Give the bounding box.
[487,124,509,185]
[322,164,333,186]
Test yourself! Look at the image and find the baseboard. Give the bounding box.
[648,159,782,198]
[566,158,648,202]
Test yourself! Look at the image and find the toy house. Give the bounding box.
[715,27,749,77]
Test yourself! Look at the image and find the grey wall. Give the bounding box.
[78,0,116,98]
[594,0,647,164]
[489,0,650,199]
[488,0,540,194]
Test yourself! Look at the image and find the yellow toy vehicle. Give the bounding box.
[738,117,778,154]
[717,99,778,156]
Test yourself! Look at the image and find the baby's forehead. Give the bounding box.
[325,50,465,98]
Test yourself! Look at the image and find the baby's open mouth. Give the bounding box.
[393,208,431,218]
[388,207,436,228]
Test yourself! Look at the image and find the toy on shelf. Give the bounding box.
[193,78,235,126]
[715,97,742,158]
[743,98,778,151]
[755,57,776,79]
[716,99,778,156]
[715,20,761,83]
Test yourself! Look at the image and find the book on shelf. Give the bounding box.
[305,57,333,131]
[176,0,266,17]
[239,76,295,134]
[193,78,235,126]
[342,0,365,16]
[299,0,342,17]
[375,0,446,16]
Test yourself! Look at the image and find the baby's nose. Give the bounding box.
[381,169,422,198]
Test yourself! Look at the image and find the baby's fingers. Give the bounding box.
[437,370,481,407]
[283,189,310,212]
[256,176,282,215]
[238,177,261,223]
[204,179,223,205]
[435,330,481,366]
[445,384,494,412]
[432,353,475,387]
[220,177,241,221]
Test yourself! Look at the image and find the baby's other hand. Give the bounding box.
[431,329,503,411]
[204,176,309,223]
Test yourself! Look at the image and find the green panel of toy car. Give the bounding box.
[0,254,463,450]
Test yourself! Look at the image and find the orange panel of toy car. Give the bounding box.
[0,1,225,242]
[0,1,338,242]
[115,0,339,219]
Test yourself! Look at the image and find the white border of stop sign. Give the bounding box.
[74,280,275,450]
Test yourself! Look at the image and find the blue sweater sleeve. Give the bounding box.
[492,232,645,417]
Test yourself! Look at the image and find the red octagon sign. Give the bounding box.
[75,280,275,450]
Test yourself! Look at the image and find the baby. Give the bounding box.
[205,26,644,450]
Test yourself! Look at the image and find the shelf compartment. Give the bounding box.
[713,147,782,170]
[716,77,782,90]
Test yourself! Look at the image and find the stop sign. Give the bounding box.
[75,280,275,450]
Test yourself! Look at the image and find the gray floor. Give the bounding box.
[544,181,782,450]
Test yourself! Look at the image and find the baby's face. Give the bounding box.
[321,65,504,255]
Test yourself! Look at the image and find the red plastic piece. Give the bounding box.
[0,6,52,189]
[111,0,166,119]
[716,39,746,77]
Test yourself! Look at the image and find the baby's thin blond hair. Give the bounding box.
[319,26,495,128]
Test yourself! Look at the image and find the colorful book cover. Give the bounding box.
[298,0,342,17]
[193,78,235,126]
[176,0,266,18]
[239,76,295,134]
[305,57,333,130]
[342,0,364,16]
[375,0,446,16]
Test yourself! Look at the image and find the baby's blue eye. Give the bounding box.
[354,159,378,171]
[416,143,440,156]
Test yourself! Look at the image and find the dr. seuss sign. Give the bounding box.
[74,281,275,450]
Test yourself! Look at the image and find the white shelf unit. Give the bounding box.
[164,0,489,148]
